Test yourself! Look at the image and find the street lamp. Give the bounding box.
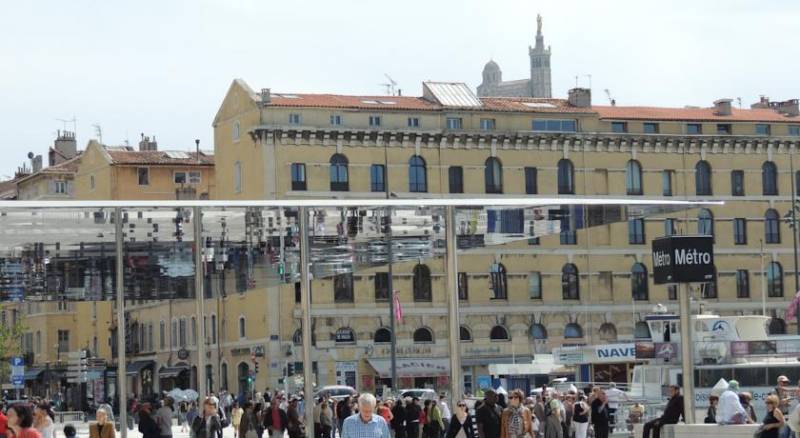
[785,155,800,334]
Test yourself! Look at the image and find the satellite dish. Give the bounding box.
[27,152,34,159]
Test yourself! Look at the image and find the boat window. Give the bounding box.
[645,368,660,384]
[734,368,767,387]
[696,368,733,387]
[768,367,800,384]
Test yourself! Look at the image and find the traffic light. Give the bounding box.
[287,362,295,376]
[254,361,260,374]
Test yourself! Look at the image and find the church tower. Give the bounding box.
[529,14,552,98]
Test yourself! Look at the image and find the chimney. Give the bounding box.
[139,134,158,151]
[713,98,733,116]
[751,96,770,109]
[50,130,77,166]
[261,88,271,104]
[568,88,592,108]
[770,99,800,117]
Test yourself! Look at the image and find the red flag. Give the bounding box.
[786,291,800,320]
[393,291,403,324]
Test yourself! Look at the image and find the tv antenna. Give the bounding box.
[604,89,616,106]
[56,117,77,133]
[380,74,398,96]
[92,124,103,144]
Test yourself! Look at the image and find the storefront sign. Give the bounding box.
[556,350,585,365]
[654,343,678,360]
[635,343,655,359]
[595,344,635,360]
[376,345,433,356]
[652,235,715,284]
[464,346,502,356]
[177,349,189,360]
[335,328,356,344]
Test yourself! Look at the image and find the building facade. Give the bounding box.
[477,14,552,98]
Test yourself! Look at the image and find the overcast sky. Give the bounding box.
[1,0,798,179]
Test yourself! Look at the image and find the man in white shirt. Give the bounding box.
[438,395,451,433]
[604,382,628,432]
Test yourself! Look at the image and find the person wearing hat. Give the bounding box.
[717,380,748,425]
[775,376,792,417]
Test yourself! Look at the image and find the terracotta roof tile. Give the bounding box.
[105,149,214,166]
[479,97,595,113]
[268,94,440,111]
[595,105,798,123]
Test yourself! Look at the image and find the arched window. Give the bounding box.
[232,121,240,141]
[293,329,302,346]
[598,323,617,342]
[333,273,354,303]
[484,157,503,194]
[408,155,427,193]
[413,327,433,343]
[564,323,583,339]
[765,209,781,244]
[562,263,579,300]
[237,362,249,396]
[489,325,510,341]
[530,323,548,340]
[698,208,714,238]
[631,263,649,301]
[695,161,712,195]
[634,321,652,339]
[557,159,575,194]
[459,326,473,342]
[769,318,787,335]
[762,161,778,195]
[768,262,784,297]
[238,316,246,339]
[329,154,349,191]
[413,264,432,302]
[625,160,643,195]
[490,263,508,299]
[374,328,392,344]
[221,362,228,390]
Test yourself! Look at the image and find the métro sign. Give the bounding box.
[652,235,715,284]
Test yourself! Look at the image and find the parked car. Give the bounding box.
[399,389,437,400]
[315,385,357,401]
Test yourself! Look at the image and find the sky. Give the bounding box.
[1,0,799,179]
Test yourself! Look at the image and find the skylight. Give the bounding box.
[165,151,190,159]
[523,102,557,108]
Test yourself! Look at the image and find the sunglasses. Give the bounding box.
[510,396,520,400]
[457,404,467,408]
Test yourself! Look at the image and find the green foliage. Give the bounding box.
[0,307,25,383]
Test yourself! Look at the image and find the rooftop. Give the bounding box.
[104,147,214,166]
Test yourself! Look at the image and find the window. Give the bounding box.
[329,154,349,191]
[413,264,432,302]
[525,167,538,194]
[668,284,677,300]
[333,273,354,303]
[789,126,800,136]
[756,124,771,135]
[687,123,702,135]
[448,167,464,193]
[54,181,67,194]
[532,119,577,132]
[611,122,628,133]
[90,175,95,190]
[558,206,580,245]
[407,117,420,128]
[562,263,579,300]
[232,121,240,140]
[189,171,201,183]
[413,328,433,343]
[370,164,385,192]
[664,218,676,236]
[628,218,645,244]
[171,319,178,348]
[529,272,542,299]
[655,171,671,198]
[408,155,427,193]
[643,122,660,134]
[626,160,643,195]
[295,282,301,304]
[57,329,69,352]
[288,113,301,125]
[238,317,246,339]
[374,272,389,301]
[234,161,242,193]
[634,321,651,339]
[557,159,575,194]
[733,218,747,245]
[490,263,507,300]
[695,161,712,195]
[564,323,583,339]
[446,117,463,130]
[374,328,391,344]
[530,324,547,340]
[631,263,649,301]
[480,118,496,131]
[717,124,732,134]
[191,317,197,346]
[460,326,473,342]
[769,318,787,335]
[330,115,342,126]
[484,157,503,194]
[457,272,468,300]
[369,115,381,127]
[768,262,783,298]
[762,161,778,195]
[211,314,217,344]
[489,326,510,341]
[731,170,745,196]
[736,270,750,298]
[765,209,781,243]
[698,208,714,238]
[137,168,149,186]
[291,163,306,191]
[159,321,165,349]
[797,171,800,196]
[179,318,187,347]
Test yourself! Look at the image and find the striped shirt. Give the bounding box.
[341,413,390,438]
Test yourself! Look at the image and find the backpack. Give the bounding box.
[218,407,230,428]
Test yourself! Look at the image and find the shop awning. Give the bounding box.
[158,366,189,378]
[23,368,45,381]
[461,356,533,367]
[126,360,156,376]
[367,358,449,378]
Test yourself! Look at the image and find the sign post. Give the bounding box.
[11,357,24,399]
[652,235,715,424]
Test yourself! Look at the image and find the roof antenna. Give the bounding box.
[92,124,103,144]
[736,97,742,108]
[379,74,398,96]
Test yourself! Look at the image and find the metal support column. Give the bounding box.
[299,207,315,437]
[194,206,207,398]
[386,207,397,391]
[114,207,128,438]
[678,282,695,423]
[791,157,800,334]
[445,206,461,408]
